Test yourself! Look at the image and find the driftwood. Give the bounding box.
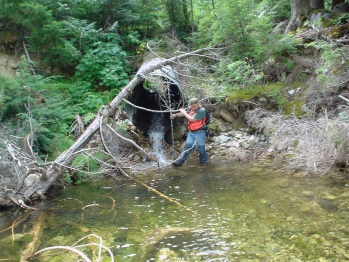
[4,47,215,208]
[20,212,47,261]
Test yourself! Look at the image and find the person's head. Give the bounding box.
[190,98,200,110]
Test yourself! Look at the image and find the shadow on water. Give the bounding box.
[1,159,349,261]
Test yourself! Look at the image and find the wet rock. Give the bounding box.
[301,191,315,197]
[220,110,236,123]
[321,194,338,200]
[227,140,240,148]
[212,110,221,119]
[242,142,251,149]
[338,191,349,198]
[317,199,338,212]
[300,201,323,214]
[247,135,255,144]
[333,2,349,13]
[214,135,231,145]
[173,124,187,140]
[227,130,236,137]
[301,104,308,112]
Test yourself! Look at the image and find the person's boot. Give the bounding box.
[172,160,183,167]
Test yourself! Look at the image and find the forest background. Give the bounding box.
[1,0,349,190]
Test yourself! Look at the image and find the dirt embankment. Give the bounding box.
[0,51,20,77]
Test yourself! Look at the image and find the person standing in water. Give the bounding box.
[170,98,208,166]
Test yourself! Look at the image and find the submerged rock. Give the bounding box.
[135,227,193,261]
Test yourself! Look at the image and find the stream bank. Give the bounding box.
[118,91,349,178]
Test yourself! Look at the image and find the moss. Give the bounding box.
[227,83,285,105]
[225,83,311,118]
[322,19,332,28]
[329,24,349,38]
[310,9,330,15]
[330,27,341,38]
[280,96,307,117]
[300,15,307,23]
[208,123,221,132]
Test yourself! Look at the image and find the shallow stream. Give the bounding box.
[1,159,349,261]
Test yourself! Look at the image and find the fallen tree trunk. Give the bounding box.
[6,47,215,208]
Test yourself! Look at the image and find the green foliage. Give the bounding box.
[74,23,131,91]
[329,13,349,26]
[19,3,73,68]
[307,41,345,85]
[65,80,117,115]
[0,72,77,156]
[223,60,264,87]
[64,17,101,53]
[258,0,291,21]
[193,0,298,96]
[51,135,75,154]
[68,152,106,184]
[162,0,191,39]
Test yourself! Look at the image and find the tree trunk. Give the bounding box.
[332,0,345,10]
[189,0,195,32]
[182,0,190,30]
[285,0,311,33]
[5,47,215,208]
[310,0,324,10]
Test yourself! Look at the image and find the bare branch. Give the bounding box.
[33,246,92,262]
[122,99,181,113]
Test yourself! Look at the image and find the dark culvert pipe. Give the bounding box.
[124,58,184,134]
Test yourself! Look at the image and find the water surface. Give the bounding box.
[0,159,348,261]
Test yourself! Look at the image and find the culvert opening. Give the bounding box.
[124,59,185,160]
[125,80,183,133]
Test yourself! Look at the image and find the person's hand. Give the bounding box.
[170,114,176,119]
[179,108,186,114]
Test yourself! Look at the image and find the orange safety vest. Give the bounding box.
[188,107,206,131]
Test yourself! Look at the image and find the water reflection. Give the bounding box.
[1,159,349,261]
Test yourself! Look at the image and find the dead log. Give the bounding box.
[20,212,47,261]
[6,47,215,208]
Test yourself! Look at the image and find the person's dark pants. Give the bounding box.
[176,130,207,164]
